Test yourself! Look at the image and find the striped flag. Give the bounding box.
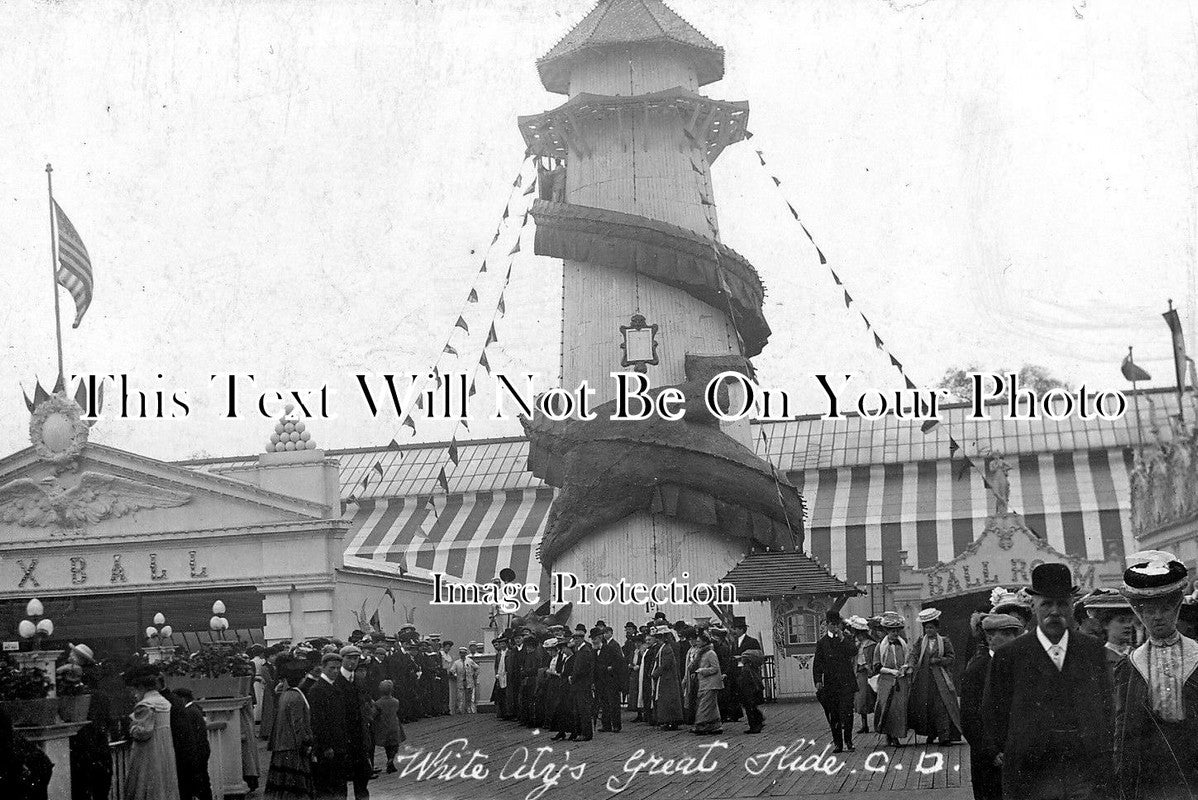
[53,201,93,328]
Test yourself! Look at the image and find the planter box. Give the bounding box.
[58,694,92,723]
[165,676,252,699]
[0,697,59,727]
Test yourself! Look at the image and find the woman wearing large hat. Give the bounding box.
[1114,551,1198,800]
[906,608,961,745]
[847,616,877,734]
[871,611,911,747]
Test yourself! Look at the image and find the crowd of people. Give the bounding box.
[487,614,766,740]
[813,554,1198,800]
[10,549,1198,800]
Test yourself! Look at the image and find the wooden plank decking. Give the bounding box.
[354,700,974,800]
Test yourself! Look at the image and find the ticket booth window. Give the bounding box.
[784,611,818,646]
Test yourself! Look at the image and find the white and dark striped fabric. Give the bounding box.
[341,488,555,589]
[789,446,1134,586]
[53,201,93,328]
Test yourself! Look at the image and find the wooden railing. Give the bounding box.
[108,739,132,800]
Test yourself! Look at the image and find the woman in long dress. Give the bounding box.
[689,632,724,735]
[848,617,877,733]
[872,613,912,748]
[627,636,644,721]
[265,657,314,799]
[906,609,961,745]
[651,629,684,731]
[123,664,180,800]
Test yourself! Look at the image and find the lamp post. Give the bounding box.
[143,612,176,664]
[15,598,59,697]
[210,600,230,641]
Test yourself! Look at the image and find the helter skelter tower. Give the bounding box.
[520,0,806,625]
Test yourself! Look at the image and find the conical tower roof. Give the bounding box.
[538,0,725,94]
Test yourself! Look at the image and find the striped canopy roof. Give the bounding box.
[179,388,1180,591]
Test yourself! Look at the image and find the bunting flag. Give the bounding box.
[461,419,470,432]
[479,351,491,375]
[437,467,450,494]
[427,495,439,520]
[751,146,1017,513]
[467,288,478,303]
[402,415,416,434]
[443,344,459,356]
[448,440,460,466]
[501,206,510,221]
[1121,349,1151,382]
[53,200,94,328]
[523,177,537,196]
[468,380,476,397]
[508,239,521,256]
[480,260,488,274]
[486,324,498,347]
[455,316,470,334]
[366,609,381,632]
[497,293,506,317]
[513,174,523,188]
[373,462,384,478]
[388,439,401,450]
[384,587,396,610]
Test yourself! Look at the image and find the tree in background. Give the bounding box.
[935,364,1073,403]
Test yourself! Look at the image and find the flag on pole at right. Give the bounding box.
[1163,303,1188,406]
[53,201,93,328]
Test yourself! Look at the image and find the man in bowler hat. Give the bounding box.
[813,610,858,752]
[982,563,1114,799]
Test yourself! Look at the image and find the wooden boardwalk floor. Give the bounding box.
[350,701,974,800]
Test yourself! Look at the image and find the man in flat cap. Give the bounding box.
[596,623,626,732]
[566,629,596,741]
[1114,551,1198,800]
[333,645,374,799]
[983,563,1114,800]
[310,651,350,799]
[962,614,1022,800]
[813,610,859,753]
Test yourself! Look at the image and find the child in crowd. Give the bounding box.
[372,680,405,773]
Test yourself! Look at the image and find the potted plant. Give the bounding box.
[161,643,254,698]
[0,658,56,726]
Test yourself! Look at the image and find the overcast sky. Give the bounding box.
[1,0,1196,461]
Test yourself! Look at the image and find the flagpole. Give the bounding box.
[1127,346,1146,450]
[46,163,65,390]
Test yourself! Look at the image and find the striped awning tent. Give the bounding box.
[182,388,1179,590]
[341,487,555,589]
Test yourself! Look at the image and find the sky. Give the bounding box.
[1,0,1196,461]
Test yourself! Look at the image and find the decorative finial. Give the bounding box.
[267,402,316,452]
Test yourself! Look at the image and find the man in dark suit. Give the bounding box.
[567,629,596,741]
[812,610,858,753]
[334,646,376,800]
[161,685,213,800]
[731,617,765,734]
[983,563,1114,800]
[961,613,1022,800]
[597,627,626,732]
[309,652,351,800]
[504,631,525,720]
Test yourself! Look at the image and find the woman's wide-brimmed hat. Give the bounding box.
[1122,551,1190,600]
[846,615,870,632]
[879,611,906,629]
